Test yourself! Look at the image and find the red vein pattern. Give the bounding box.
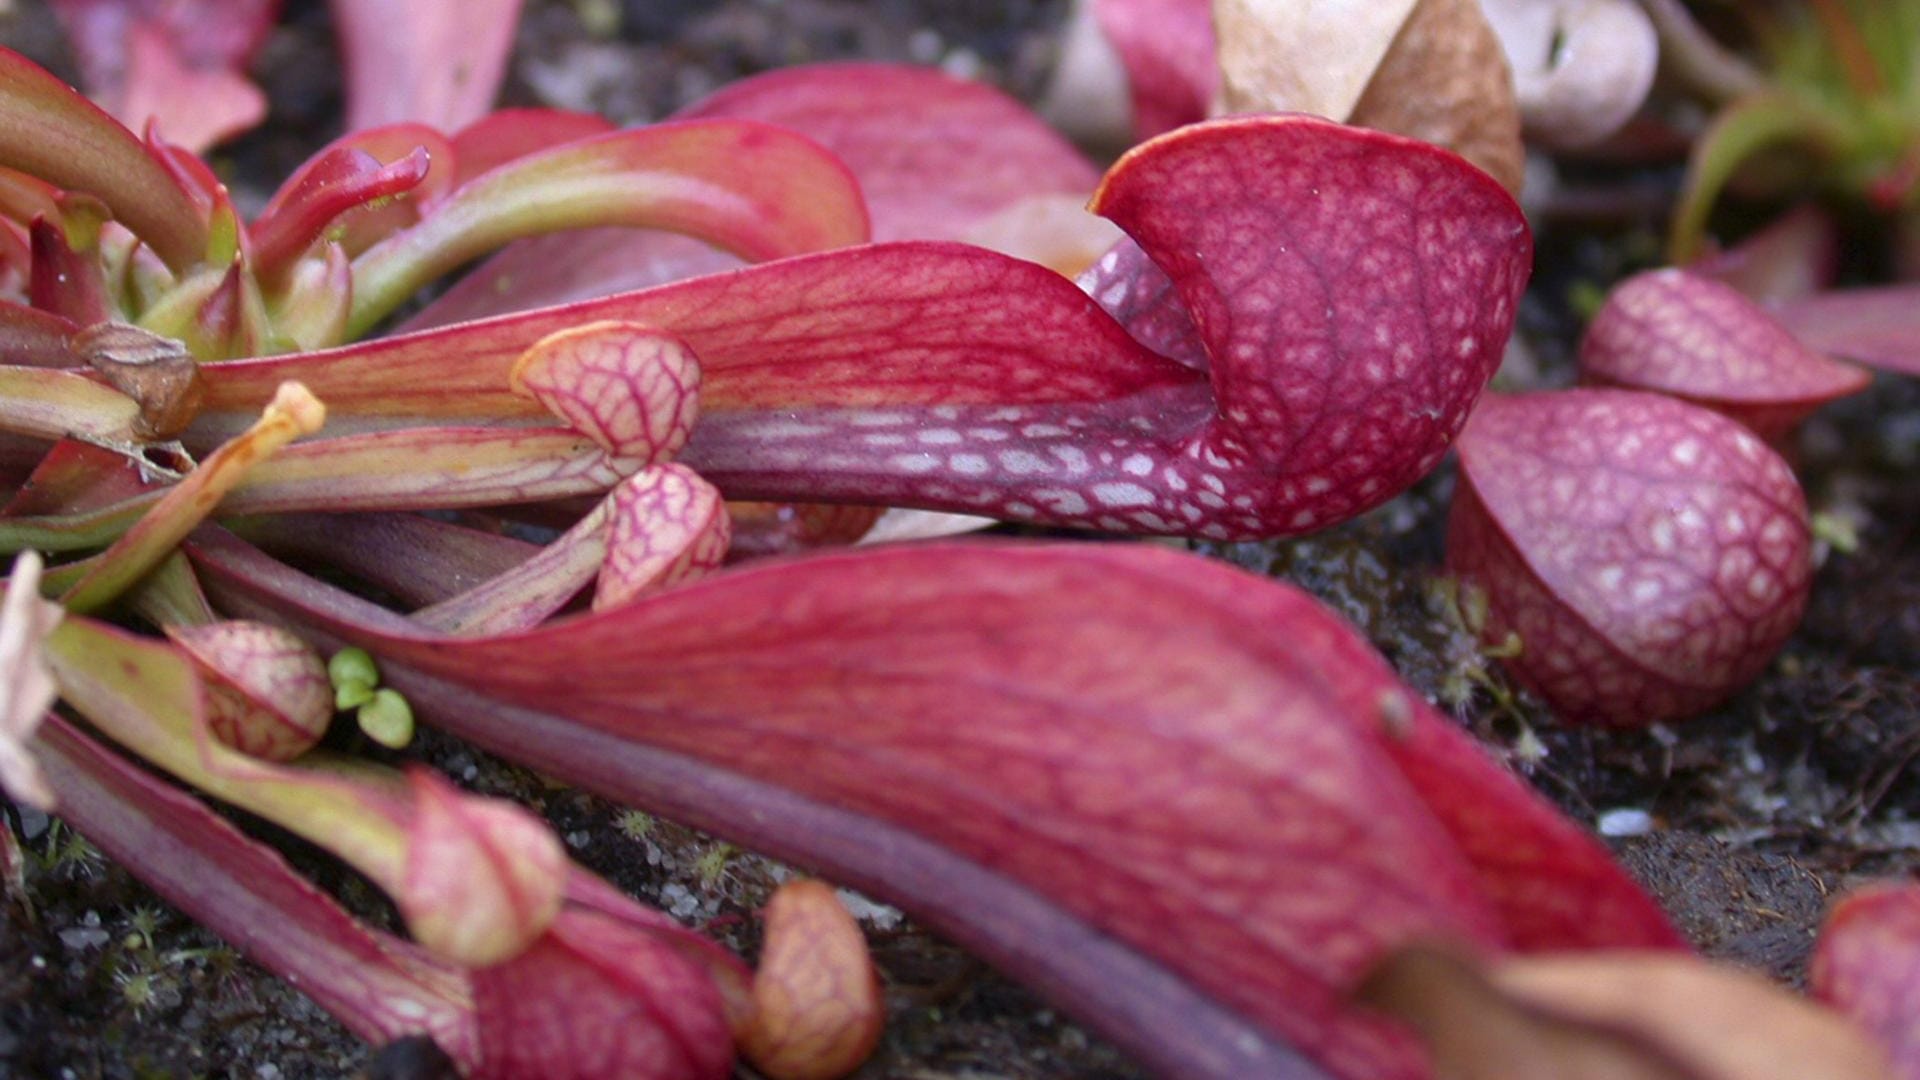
[740,880,883,1080]
[688,114,1527,538]
[1581,268,1870,439]
[166,619,331,760]
[193,533,1681,1080]
[596,464,728,610]
[510,322,701,462]
[398,767,566,968]
[1449,390,1812,725]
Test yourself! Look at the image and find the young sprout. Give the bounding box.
[358,688,415,750]
[329,646,380,710]
[323,646,415,747]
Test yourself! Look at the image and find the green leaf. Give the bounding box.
[344,120,870,335]
[1670,92,1833,263]
[60,382,324,612]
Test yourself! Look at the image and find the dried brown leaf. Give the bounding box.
[1213,0,1524,194]
[1362,943,1894,1080]
[1213,0,1419,121]
[76,321,204,439]
[1350,0,1525,194]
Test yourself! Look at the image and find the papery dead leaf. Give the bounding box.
[1214,0,1524,193]
[1212,0,1418,123]
[76,321,204,439]
[1348,0,1525,194]
[1494,952,1893,1080]
[959,192,1123,278]
[0,550,60,808]
[855,508,996,545]
[1361,943,1698,1079]
[1812,883,1920,1079]
[1362,943,1893,1080]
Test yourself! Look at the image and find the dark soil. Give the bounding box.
[3,1,1918,1078]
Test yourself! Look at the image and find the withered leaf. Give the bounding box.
[1214,0,1524,194]
[1362,943,1894,1080]
[1349,0,1525,194]
[76,321,204,439]
[1213,0,1419,122]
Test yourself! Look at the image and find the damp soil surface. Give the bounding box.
[3,1,1919,1077]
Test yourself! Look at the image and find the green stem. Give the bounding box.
[0,494,157,554]
[0,366,139,442]
[60,383,324,613]
[0,49,207,271]
[1669,93,1838,263]
[126,550,218,627]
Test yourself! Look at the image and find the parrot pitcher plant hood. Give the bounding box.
[0,35,1639,1080]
